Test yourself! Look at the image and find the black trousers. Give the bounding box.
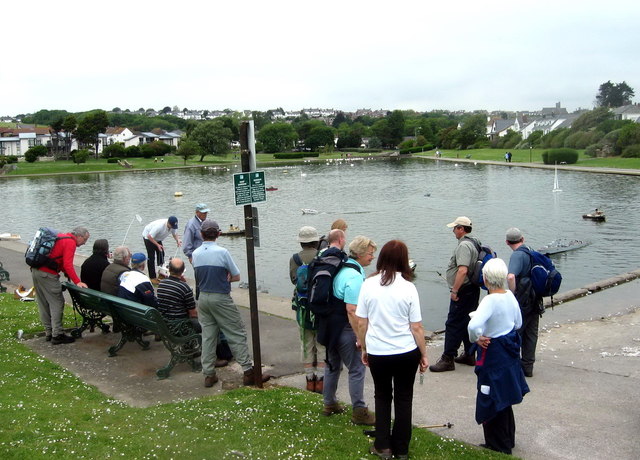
[444,284,480,357]
[368,348,420,456]
[483,405,515,455]
[143,238,164,279]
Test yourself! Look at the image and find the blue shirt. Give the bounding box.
[182,215,204,259]
[333,258,365,304]
[192,241,240,294]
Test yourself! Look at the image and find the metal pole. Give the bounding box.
[239,121,263,387]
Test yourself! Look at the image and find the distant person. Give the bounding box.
[142,216,181,281]
[101,246,131,296]
[80,239,110,290]
[193,219,270,387]
[117,253,157,307]
[430,216,480,372]
[356,240,428,459]
[505,227,543,377]
[31,226,90,345]
[318,219,348,251]
[289,226,324,393]
[468,258,529,455]
[321,233,376,426]
[182,203,209,263]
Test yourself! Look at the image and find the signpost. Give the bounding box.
[233,171,266,206]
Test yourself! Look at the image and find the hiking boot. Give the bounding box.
[454,353,476,366]
[351,406,376,425]
[322,403,345,416]
[429,354,454,372]
[215,359,229,368]
[51,334,75,345]
[369,445,392,459]
[314,377,324,394]
[204,375,219,387]
[243,367,272,386]
[306,376,316,392]
[523,367,533,378]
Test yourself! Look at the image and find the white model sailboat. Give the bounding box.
[552,163,562,192]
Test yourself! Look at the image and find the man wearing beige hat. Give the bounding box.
[430,216,481,372]
[289,226,325,393]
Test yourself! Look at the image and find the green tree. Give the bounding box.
[76,110,109,157]
[176,140,201,165]
[294,120,325,145]
[332,111,349,128]
[386,110,405,147]
[457,114,487,149]
[371,119,392,148]
[305,126,335,151]
[617,123,640,153]
[596,81,635,108]
[73,149,90,164]
[257,123,298,153]
[570,107,613,132]
[61,115,78,159]
[251,111,272,130]
[189,120,233,161]
[24,145,48,162]
[102,142,126,159]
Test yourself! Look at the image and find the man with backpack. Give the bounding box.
[317,232,376,426]
[430,216,481,372]
[505,227,543,377]
[30,226,90,345]
[289,226,324,393]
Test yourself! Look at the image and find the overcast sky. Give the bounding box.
[3,0,638,116]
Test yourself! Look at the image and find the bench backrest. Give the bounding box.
[64,282,172,337]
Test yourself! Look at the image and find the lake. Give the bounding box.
[2,158,639,330]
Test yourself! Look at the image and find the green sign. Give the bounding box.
[234,171,266,206]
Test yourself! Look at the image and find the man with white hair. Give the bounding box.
[101,246,131,296]
[505,227,543,377]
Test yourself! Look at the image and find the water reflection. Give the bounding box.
[2,159,639,330]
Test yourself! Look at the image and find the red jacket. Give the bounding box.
[39,233,81,284]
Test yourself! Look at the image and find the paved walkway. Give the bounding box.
[2,240,639,459]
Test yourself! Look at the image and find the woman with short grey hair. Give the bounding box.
[467,258,529,455]
[348,236,377,259]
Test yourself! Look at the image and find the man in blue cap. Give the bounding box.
[183,203,209,263]
[118,252,157,307]
[142,216,181,282]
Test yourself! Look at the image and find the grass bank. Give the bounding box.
[426,148,640,169]
[0,294,505,459]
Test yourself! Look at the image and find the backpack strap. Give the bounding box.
[292,253,303,267]
[344,261,363,276]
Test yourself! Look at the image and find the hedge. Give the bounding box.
[621,145,640,158]
[542,148,579,164]
[273,152,320,159]
[338,148,382,153]
[399,144,434,154]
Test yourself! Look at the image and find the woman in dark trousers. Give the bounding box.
[468,258,530,455]
[356,240,428,459]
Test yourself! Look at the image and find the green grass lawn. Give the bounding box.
[0,294,507,459]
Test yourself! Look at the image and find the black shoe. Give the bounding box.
[52,334,75,345]
[523,368,533,377]
[454,353,476,366]
[45,335,52,342]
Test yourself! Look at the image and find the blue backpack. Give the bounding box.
[292,253,317,330]
[519,246,562,297]
[25,227,71,270]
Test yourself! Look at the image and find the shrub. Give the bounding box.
[584,145,598,158]
[273,152,320,159]
[24,149,39,163]
[107,157,121,164]
[125,145,141,158]
[339,148,382,153]
[399,144,435,154]
[6,155,18,164]
[102,143,126,159]
[73,149,90,164]
[621,145,640,158]
[542,148,579,164]
[398,139,415,150]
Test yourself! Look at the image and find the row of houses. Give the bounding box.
[487,103,640,140]
[0,126,182,157]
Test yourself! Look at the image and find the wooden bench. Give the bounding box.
[0,261,9,293]
[64,282,202,379]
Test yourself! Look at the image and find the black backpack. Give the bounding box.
[468,237,497,290]
[307,247,357,317]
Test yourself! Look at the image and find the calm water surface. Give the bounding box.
[2,159,639,330]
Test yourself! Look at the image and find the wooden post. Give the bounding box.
[239,121,263,387]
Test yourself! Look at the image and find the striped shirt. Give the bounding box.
[156,276,196,320]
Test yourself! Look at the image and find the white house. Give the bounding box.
[612,104,640,122]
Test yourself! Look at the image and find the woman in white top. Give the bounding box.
[356,240,428,460]
[467,258,529,455]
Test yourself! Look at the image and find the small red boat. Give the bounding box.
[266,186,278,191]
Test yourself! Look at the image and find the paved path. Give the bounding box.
[2,241,639,459]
